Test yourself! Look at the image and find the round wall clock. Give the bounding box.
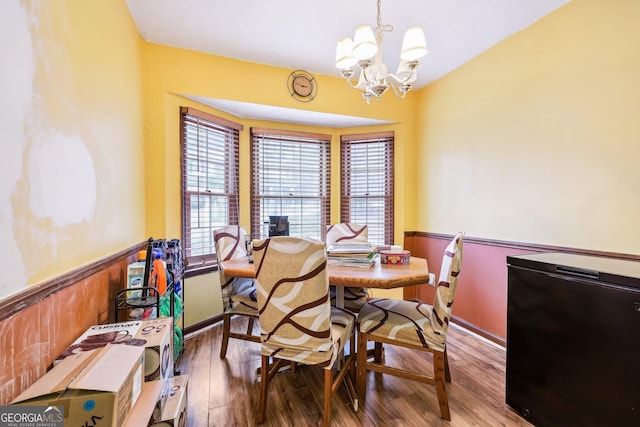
[287,70,317,102]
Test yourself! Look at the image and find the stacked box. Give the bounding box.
[134,317,174,381]
[123,380,169,427]
[56,318,174,381]
[12,345,145,427]
[150,375,189,427]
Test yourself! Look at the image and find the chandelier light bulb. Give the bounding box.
[394,60,418,83]
[335,38,357,69]
[352,25,378,60]
[400,26,428,61]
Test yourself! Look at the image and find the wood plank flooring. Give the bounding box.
[176,318,533,426]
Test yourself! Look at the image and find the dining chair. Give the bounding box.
[356,232,464,420]
[213,225,260,358]
[252,236,358,427]
[326,223,369,313]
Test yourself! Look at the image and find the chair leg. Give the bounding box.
[356,331,368,396]
[349,333,357,386]
[323,367,332,427]
[444,346,451,383]
[220,313,231,358]
[246,317,255,336]
[373,342,384,363]
[257,355,270,423]
[434,351,451,420]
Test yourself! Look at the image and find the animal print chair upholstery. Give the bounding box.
[326,223,370,313]
[252,236,358,427]
[213,225,259,358]
[356,232,464,420]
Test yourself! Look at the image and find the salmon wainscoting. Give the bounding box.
[0,243,143,405]
[403,232,640,346]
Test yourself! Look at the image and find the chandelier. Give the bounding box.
[335,0,428,103]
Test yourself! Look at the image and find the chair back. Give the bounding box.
[252,237,334,361]
[214,225,249,309]
[430,233,464,336]
[326,223,368,246]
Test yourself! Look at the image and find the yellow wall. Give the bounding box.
[416,0,640,253]
[184,271,223,327]
[141,46,423,320]
[0,0,145,299]
[141,43,421,244]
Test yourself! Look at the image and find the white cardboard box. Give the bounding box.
[134,317,174,381]
[56,318,174,381]
[123,379,169,427]
[150,375,189,427]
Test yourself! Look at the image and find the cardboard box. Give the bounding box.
[127,261,146,299]
[56,318,174,381]
[123,380,168,427]
[55,320,144,363]
[150,375,189,427]
[134,317,174,381]
[12,344,145,427]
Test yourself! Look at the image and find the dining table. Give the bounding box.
[221,255,430,308]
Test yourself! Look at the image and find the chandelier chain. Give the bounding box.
[375,0,393,41]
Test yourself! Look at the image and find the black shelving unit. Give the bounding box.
[115,286,162,322]
[114,237,185,367]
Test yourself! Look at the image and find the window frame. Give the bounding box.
[250,127,331,241]
[340,131,395,245]
[180,107,243,271]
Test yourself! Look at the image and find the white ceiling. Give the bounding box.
[126,0,569,127]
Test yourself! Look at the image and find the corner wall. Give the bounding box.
[140,43,422,244]
[410,0,640,342]
[416,0,640,253]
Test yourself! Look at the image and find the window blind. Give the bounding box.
[341,132,394,245]
[250,128,331,241]
[180,107,242,268]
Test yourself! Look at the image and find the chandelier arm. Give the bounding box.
[387,70,415,84]
[345,75,363,89]
[388,82,408,100]
[361,67,375,85]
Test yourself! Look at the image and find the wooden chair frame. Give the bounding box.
[355,232,463,421]
[258,337,358,427]
[253,236,358,426]
[214,225,260,358]
[356,332,452,420]
[219,311,259,358]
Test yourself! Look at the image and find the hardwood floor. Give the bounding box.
[176,318,532,427]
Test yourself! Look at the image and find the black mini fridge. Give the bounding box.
[506,253,640,427]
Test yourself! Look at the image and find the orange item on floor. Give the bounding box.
[151,257,168,296]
